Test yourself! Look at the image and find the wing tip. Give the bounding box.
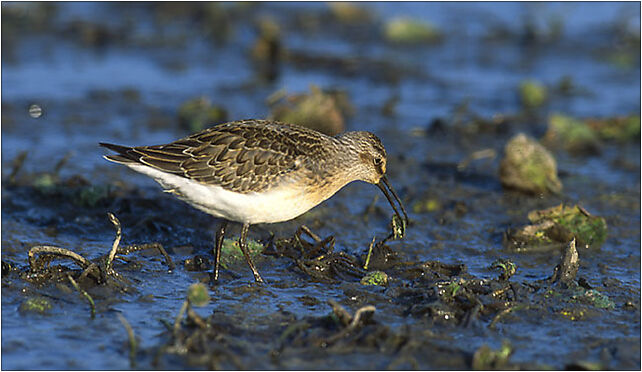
[100,142,139,164]
[100,142,131,153]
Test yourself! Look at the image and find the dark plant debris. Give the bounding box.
[15,212,175,318]
[145,222,622,369]
[506,204,608,251]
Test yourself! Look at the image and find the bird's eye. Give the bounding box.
[373,157,383,166]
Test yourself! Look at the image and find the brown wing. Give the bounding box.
[101,119,332,193]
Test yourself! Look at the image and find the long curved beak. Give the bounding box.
[376,175,409,230]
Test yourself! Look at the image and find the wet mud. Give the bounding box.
[2,2,640,370]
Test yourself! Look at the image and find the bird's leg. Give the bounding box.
[213,220,228,281]
[239,223,265,283]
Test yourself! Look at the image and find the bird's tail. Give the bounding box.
[99,142,138,164]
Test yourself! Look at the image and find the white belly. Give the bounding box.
[126,164,322,224]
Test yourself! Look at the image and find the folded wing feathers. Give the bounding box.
[100,122,316,193]
[139,157,184,173]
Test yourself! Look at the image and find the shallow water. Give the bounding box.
[2,2,640,369]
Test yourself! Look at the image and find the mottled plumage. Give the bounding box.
[101,119,407,283]
[103,119,335,193]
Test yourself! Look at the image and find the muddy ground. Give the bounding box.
[2,3,640,370]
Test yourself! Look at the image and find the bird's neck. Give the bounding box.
[296,135,364,203]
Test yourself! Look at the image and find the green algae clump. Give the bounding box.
[573,289,615,310]
[499,133,562,195]
[384,17,442,44]
[412,197,441,213]
[187,283,210,307]
[543,113,639,153]
[519,79,547,108]
[329,2,373,24]
[508,204,608,251]
[472,341,513,370]
[360,270,389,286]
[544,114,601,155]
[441,281,461,300]
[490,259,517,281]
[75,185,112,207]
[19,297,53,315]
[528,204,608,248]
[220,238,264,269]
[33,173,57,191]
[586,115,641,142]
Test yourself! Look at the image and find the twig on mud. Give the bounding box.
[578,205,591,217]
[117,243,175,271]
[53,152,73,175]
[457,148,497,170]
[67,274,96,319]
[9,151,27,184]
[187,306,208,329]
[28,245,92,271]
[158,318,173,332]
[117,313,137,369]
[549,238,579,285]
[328,300,353,326]
[489,306,514,329]
[107,213,175,271]
[106,212,122,274]
[388,355,420,370]
[173,300,189,338]
[363,235,376,270]
[326,300,376,343]
[462,300,482,328]
[346,305,376,330]
[78,262,102,283]
[491,285,511,298]
[300,225,322,243]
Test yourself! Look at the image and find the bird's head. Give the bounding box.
[337,131,408,228]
